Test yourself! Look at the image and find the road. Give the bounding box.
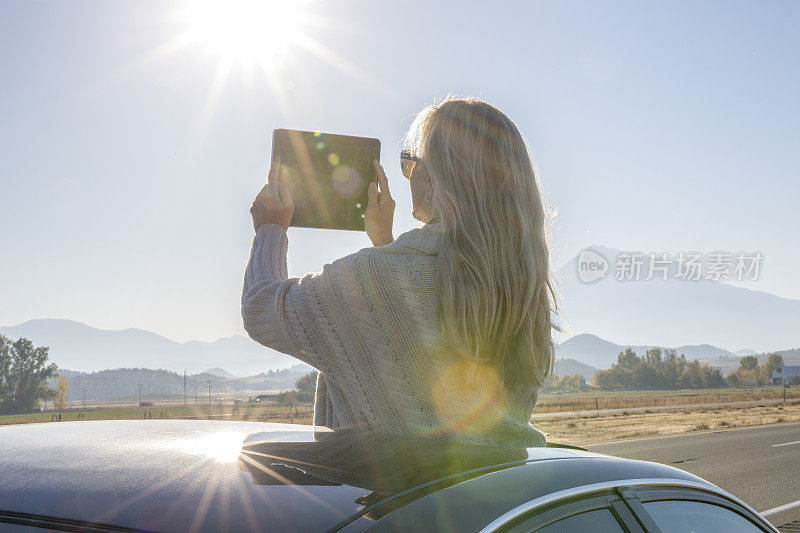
[586,421,800,530]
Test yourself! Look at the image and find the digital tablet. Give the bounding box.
[271,129,381,231]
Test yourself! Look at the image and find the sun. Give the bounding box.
[184,0,305,66]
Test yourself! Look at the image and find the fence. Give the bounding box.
[536,386,800,414]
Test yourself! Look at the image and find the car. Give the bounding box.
[0,419,778,532]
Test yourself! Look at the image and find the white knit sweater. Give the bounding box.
[242,222,546,447]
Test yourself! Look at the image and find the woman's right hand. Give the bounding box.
[365,159,395,246]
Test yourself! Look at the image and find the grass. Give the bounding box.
[534,400,800,444]
[0,402,313,427]
[536,386,799,413]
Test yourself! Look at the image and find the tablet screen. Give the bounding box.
[271,129,380,231]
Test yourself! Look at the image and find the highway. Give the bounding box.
[586,421,800,530]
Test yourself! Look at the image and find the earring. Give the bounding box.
[424,191,432,204]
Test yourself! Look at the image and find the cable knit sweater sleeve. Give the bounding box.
[242,224,381,385]
[242,222,354,373]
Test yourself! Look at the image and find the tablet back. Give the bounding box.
[272,129,380,231]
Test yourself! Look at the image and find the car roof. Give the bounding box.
[0,420,708,532]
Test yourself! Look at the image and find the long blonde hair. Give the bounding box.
[405,97,556,387]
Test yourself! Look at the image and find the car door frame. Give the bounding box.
[479,478,778,532]
[498,489,645,532]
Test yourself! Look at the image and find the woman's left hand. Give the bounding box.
[251,156,294,231]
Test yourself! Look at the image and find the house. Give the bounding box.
[249,394,280,403]
[772,365,800,386]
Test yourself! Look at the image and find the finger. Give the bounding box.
[373,159,392,200]
[267,155,281,194]
[367,181,378,208]
[278,168,293,206]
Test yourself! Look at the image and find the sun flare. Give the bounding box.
[185,0,304,65]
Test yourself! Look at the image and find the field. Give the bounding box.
[535,400,800,444]
[535,386,800,413]
[3,386,799,446]
[0,401,314,426]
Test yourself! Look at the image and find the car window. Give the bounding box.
[535,508,624,532]
[502,507,625,533]
[644,500,764,532]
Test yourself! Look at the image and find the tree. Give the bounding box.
[593,347,725,390]
[558,374,584,393]
[727,368,756,387]
[757,353,784,385]
[55,376,69,411]
[739,355,758,371]
[295,372,318,394]
[294,371,318,402]
[278,390,298,406]
[0,336,58,413]
[0,336,10,405]
[542,372,560,392]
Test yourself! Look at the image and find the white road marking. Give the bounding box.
[762,499,800,517]
[771,440,800,447]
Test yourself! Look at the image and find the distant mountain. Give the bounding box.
[556,332,800,375]
[735,349,759,357]
[204,368,236,378]
[553,358,597,381]
[555,334,626,368]
[770,348,800,366]
[556,246,800,352]
[670,344,738,360]
[555,333,740,369]
[0,319,298,376]
[50,364,315,402]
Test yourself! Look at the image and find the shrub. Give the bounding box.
[278,390,297,406]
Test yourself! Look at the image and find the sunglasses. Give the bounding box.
[400,150,427,180]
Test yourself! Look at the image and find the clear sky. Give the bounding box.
[1,0,798,342]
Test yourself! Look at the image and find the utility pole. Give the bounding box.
[207,380,212,406]
[138,384,142,406]
[82,389,86,411]
[194,385,198,405]
[184,371,187,406]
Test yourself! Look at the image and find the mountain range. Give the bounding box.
[555,333,741,369]
[553,358,597,381]
[0,319,296,376]
[4,243,800,377]
[5,318,798,383]
[556,333,800,374]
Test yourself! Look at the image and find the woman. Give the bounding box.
[243,97,556,447]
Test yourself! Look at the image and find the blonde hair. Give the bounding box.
[405,97,556,387]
